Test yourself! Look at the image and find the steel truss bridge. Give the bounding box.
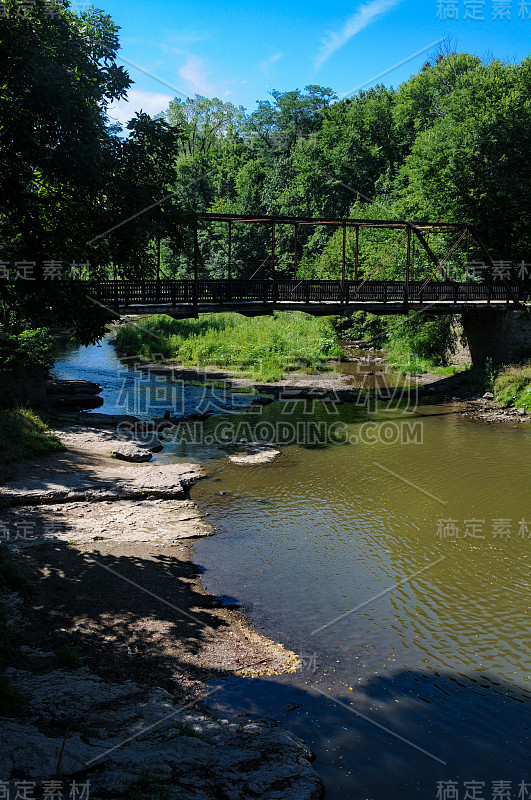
[90,213,526,316]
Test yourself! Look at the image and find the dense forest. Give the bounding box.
[1,0,530,362]
[163,55,530,286]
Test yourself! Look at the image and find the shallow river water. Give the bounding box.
[53,338,531,800]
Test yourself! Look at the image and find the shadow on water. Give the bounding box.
[13,522,530,798]
[208,668,530,800]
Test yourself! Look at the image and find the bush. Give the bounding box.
[114,312,344,382]
[494,362,531,410]
[0,324,53,374]
[333,312,388,346]
[385,315,453,373]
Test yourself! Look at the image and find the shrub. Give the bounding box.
[333,312,388,346]
[385,315,453,373]
[0,324,53,374]
[494,362,531,410]
[114,312,343,382]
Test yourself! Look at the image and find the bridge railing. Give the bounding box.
[196,279,269,303]
[87,279,531,308]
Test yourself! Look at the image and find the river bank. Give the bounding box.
[0,422,324,799]
[14,333,528,800]
[104,341,531,426]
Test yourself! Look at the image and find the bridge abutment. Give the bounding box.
[459,309,531,367]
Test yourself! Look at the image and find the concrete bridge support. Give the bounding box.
[460,309,531,366]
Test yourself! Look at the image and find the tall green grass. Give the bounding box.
[114,312,343,382]
[0,408,64,466]
[494,362,531,410]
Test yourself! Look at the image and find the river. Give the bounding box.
[53,336,530,800]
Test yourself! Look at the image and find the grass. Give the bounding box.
[384,344,458,376]
[494,362,531,411]
[55,646,81,670]
[431,365,469,376]
[114,312,343,383]
[125,767,172,800]
[0,408,64,465]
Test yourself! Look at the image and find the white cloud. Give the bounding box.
[259,52,283,76]
[178,55,213,96]
[315,0,403,69]
[107,89,173,128]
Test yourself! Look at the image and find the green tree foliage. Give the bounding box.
[0,0,130,270]
[396,57,531,262]
[2,13,529,362]
[0,0,188,340]
[245,86,336,159]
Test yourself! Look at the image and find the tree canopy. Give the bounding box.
[1,5,529,348]
[0,0,189,344]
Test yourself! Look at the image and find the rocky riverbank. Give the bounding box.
[0,422,324,799]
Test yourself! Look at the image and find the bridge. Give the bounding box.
[89,277,529,317]
[88,213,526,317]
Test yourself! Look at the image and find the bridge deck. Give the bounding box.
[88,279,529,316]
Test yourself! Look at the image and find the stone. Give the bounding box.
[1,461,204,506]
[0,498,212,548]
[229,446,281,465]
[483,392,495,400]
[147,442,164,453]
[46,380,101,396]
[0,669,324,800]
[250,396,275,407]
[462,309,531,368]
[517,407,526,416]
[110,444,153,462]
[48,394,104,409]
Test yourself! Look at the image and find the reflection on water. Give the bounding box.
[51,335,256,434]
[191,409,531,798]
[53,336,530,799]
[327,344,420,391]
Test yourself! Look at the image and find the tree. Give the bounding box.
[0,0,188,341]
[245,86,336,159]
[0,0,130,272]
[395,56,531,263]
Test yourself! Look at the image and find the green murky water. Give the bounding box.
[54,338,531,799]
[189,404,530,799]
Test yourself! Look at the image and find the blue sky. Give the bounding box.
[96,0,531,126]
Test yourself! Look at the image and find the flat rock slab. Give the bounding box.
[1,462,204,506]
[48,395,104,409]
[110,444,153,462]
[0,668,324,800]
[0,498,212,546]
[46,379,101,396]
[229,447,281,465]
